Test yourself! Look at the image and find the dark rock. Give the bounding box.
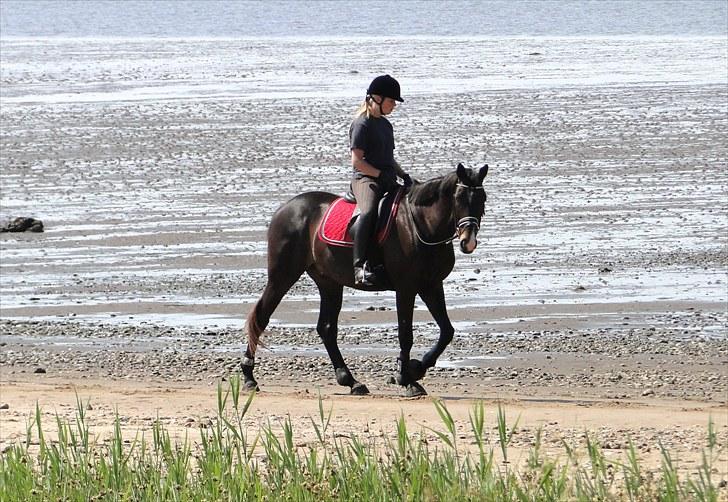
[0,404,9,410]
[1,217,44,233]
[33,367,47,374]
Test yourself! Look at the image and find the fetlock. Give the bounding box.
[395,358,411,386]
[335,367,356,387]
[241,357,259,390]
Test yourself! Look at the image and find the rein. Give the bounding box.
[406,183,482,246]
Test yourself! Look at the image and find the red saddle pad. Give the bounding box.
[318,190,403,248]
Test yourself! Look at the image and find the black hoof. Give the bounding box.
[350,382,370,395]
[404,382,427,398]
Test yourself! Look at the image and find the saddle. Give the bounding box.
[317,188,404,247]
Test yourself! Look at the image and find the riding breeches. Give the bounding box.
[350,175,383,266]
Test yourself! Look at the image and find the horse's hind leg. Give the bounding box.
[244,245,308,390]
[242,278,296,390]
[312,275,369,395]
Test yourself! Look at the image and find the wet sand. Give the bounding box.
[1,80,727,481]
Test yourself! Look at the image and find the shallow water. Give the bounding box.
[1,37,725,105]
[2,0,725,38]
[1,33,726,336]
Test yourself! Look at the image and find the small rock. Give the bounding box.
[0,404,9,410]
[642,388,655,397]
[34,368,47,374]
[1,217,44,232]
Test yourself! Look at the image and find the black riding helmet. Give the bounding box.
[367,74,404,103]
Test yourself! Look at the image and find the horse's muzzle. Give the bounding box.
[459,231,477,253]
[457,217,480,254]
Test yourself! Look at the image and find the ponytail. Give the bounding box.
[354,97,370,118]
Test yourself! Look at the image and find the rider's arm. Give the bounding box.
[351,149,386,178]
[392,160,408,179]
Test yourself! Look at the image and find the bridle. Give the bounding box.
[407,183,484,246]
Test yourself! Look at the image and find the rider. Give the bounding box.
[349,74,412,287]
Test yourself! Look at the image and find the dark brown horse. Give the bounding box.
[242,163,488,397]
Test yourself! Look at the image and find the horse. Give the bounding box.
[242,163,488,397]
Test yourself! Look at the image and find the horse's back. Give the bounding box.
[268,191,338,244]
[272,191,337,224]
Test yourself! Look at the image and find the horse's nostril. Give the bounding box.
[460,239,476,254]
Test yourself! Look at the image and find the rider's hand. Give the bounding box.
[378,169,397,189]
[402,173,413,188]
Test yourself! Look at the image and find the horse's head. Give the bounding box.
[454,163,488,254]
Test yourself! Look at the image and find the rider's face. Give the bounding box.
[380,97,397,115]
[370,95,397,116]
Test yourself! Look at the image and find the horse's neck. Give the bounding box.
[406,176,456,241]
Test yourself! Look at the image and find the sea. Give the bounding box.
[1,0,726,38]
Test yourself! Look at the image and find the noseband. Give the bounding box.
[456,216,480,234]
[454,183,483,237]
[408,183,484,246]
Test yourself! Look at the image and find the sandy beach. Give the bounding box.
[1,34,727,487]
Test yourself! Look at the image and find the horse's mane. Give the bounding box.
[407,172,458,207]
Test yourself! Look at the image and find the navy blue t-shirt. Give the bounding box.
[349,114,396,177]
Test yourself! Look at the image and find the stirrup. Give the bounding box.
[354,264,378,286]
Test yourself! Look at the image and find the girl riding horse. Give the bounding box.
[349,75,412,286]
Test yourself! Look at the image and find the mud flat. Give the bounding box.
[1,37,727,482]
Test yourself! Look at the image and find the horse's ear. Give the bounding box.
[456,163,467,182]
[478,164,489,184]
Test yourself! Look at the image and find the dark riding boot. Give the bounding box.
[352,217,378,287]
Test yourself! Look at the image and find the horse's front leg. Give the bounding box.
[314,278,369,395]
[395,290,427,397]
[413,282,454,379]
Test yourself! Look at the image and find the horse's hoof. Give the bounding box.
[244,380,259,392]
[404,382,427,398]
[350,382,370,395]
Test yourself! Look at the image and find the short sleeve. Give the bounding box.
[349,116,368,151]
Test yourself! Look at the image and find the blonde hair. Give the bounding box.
[354,96,372,118]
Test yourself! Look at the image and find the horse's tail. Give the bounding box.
[245,303,267,355]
